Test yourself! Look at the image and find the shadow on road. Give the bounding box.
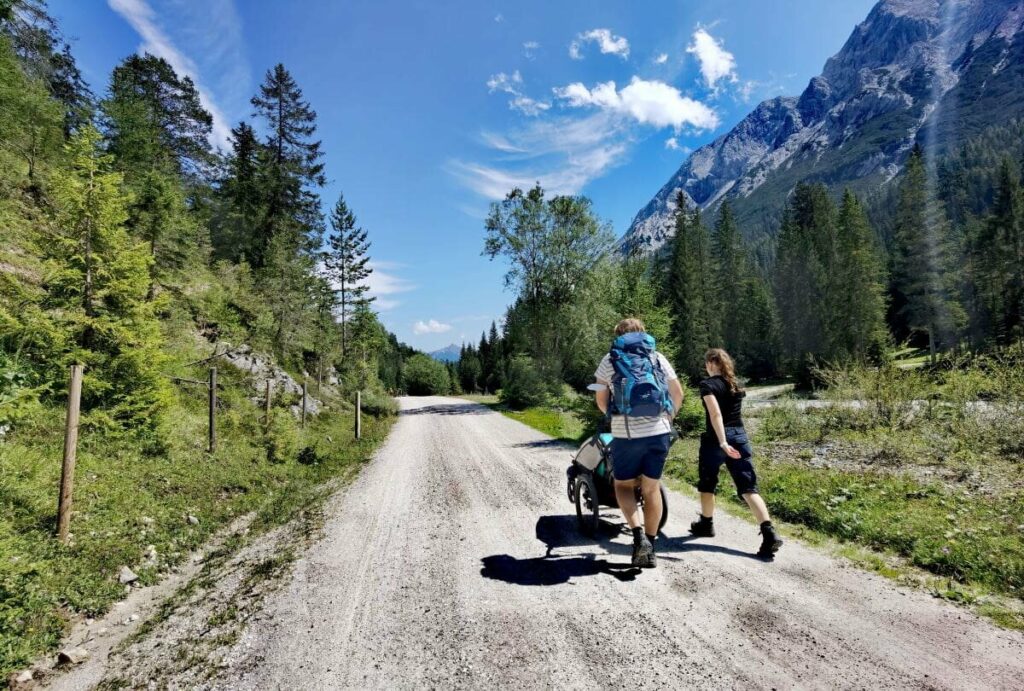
[509,439,572,450]
[400,403,490,417]
[480,554,641,585]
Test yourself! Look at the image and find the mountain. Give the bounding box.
[622,0,1024,255]
[429,344,462,363]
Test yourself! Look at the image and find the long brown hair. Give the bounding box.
[705,348,743,393]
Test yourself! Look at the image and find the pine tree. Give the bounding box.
[977,159,1024,343]
[892,145,964,362]
[712,201,747,357]
[832,189,889,361]
[324,193,373,356]
[45,126,169,427]
[250,63,325,264]
[213,121,265,263]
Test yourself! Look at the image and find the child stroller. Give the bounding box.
[566,432,670,536]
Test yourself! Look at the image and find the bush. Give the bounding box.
[500,355,547,409]
[403,354,451,396]
[360,389,398,417]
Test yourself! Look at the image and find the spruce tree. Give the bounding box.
[250,63,325,263]
[213,121,265,263]
[832,189,889,361]
[45,126,168,427]
[324,193,373,356]
[892,145,964,362]
[712,201,747,357]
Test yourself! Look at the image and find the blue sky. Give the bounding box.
[52,0,876,352]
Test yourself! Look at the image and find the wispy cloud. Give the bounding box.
[365,260,415,312]
[523,40,540,60]
[449,111,629,199]
[664,137,690,153]
[654,53,669,65]
[413,319,452,335]
[107,0,247,149]
[569,28,630,60]
[553,77,719,130]
[486,70,550,117]
[686,27,737,90]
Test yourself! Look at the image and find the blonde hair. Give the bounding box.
[705,348,743,393]
[615,318,645,336]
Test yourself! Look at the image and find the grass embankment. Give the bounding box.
[485,357,1024,629]
[461,393,586,443]
[0,358,394,677]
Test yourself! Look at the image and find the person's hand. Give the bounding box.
[720,442,741,460]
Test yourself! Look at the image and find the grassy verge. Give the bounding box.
[461,394,586,444]
[0,372,394,678]
[489,384,1024,630]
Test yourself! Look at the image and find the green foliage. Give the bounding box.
[499,355,548,409]
[264,410,300,463]
[45,126,170,429]
[402,354,451,396]
[324,193,373,356]
[359,389,398,417]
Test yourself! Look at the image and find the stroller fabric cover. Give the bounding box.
[574,435,605,471]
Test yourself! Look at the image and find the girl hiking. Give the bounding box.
[689,348,783,559]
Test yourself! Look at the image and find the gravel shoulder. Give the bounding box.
[107,396,1024,689]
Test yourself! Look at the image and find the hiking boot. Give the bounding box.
[642,544,657,569]
[632,536,653,568]
[757,523,783,559]
[689,515,715,538]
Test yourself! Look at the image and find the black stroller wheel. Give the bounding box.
[574,474,600,536]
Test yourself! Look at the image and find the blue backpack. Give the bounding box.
[608,332,673,417]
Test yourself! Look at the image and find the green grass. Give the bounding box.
[0,376,394,678]
[460,395,585,443]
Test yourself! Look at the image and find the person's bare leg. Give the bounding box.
[742,492,771,523]
[614,479,641,529]
[640,475,662,537]
[700,492,716,518]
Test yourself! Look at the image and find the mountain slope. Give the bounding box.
[430,344,462,363]
[623,0,1024,255]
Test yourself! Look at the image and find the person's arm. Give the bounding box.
[595,381,610,414]
[668,378,684,416]
[702,394,741,459]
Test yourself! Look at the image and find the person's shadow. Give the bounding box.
[480,514,763,587]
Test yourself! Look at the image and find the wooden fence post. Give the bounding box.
[56,364,83,543]
[355,390,362,440]
[301,379,307,428]
[208,367,217,453]
[264,380,272,426]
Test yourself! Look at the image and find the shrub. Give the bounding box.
[500,355,547,409]
[403,354,451,396]
[360,390,398,417]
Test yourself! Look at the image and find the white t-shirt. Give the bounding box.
[594,351,677,439]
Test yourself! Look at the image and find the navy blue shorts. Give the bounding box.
[610,433,672,481]
[697,426,759,497]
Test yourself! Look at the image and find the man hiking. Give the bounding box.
[594,318,684,568]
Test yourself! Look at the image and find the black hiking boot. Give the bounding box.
[757,522,783,559]
[642,535,658,568]
[689,515,715,538]
[632,536,653,568]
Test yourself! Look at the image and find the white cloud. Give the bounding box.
[494,13,504,22]
[654,53,669,65]
[553,77,719,130]
[664,137,691,153]
[687,27,737,90]
[108,0,238,149]
[413,319,452,335]
[364,261,415,312]
[449,111,629,199]
[486,70,523,94]
[486,71,550,117]
[569,28,630,60]
[523,40,539,59]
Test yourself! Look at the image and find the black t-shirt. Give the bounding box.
[698,375,745,431]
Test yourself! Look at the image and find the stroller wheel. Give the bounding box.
[574,474,600,536]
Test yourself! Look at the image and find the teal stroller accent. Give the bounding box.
[565,432,669,536]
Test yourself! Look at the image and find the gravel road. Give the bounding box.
[217,396,1024,690]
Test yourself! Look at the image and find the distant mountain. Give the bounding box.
[429,344,461,363]
[623,0,1024,255]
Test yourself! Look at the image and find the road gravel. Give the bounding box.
[216,396,1024,690]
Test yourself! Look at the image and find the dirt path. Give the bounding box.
[203,396,1022,689]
